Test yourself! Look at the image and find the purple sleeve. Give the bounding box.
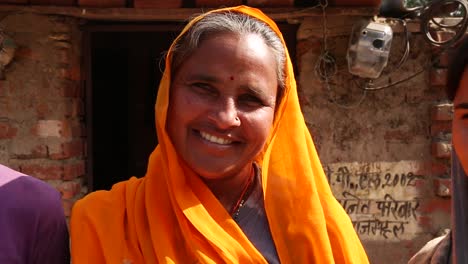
[31,179,71,264]
[0,176,70,264]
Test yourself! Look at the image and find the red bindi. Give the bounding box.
[230,76,234,81]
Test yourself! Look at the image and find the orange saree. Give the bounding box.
[70,5,369,264]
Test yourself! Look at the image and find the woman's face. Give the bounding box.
[167,32,278,180]
[453,67,468,175]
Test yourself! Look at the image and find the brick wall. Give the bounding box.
[0,12,85,217]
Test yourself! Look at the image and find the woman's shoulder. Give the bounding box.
[71,177,142,221]
[0,167,62,214]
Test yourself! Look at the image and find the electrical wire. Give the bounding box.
[314,0,368,109]
[391,18,410,70]
[420,0,468,47]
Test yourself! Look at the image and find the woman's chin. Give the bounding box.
[195,167,239,182]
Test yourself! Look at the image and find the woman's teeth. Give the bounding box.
[200,131,233,145]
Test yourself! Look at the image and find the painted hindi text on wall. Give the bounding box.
[325,161,427,241]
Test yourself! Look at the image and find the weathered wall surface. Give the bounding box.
[0,13,85,216]
[0,11,454,264]
[297,16,452,263]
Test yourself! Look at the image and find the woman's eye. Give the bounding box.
[238,94,264,107]
[191,83,217,96]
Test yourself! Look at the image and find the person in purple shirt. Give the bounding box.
[0,163,70,264]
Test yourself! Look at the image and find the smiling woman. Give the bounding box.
[70,5,369,264]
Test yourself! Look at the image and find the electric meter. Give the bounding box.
[347,19,393,79]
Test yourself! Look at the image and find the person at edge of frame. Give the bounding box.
[408,37,468,264]
[0,163,70,264]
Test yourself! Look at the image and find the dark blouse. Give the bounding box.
[236,165,280,264]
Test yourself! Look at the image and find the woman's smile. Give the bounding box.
[199,130,234,145]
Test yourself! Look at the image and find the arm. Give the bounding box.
[30,179,71,264]
[32,194,70,264]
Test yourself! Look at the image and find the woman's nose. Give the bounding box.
[208,99,241,129]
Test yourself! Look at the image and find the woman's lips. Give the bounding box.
[199,131,233,145]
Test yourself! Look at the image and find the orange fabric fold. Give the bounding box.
[70,5,369,264]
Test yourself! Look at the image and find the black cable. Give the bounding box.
[420,0,468,47]
[389,18,411,71]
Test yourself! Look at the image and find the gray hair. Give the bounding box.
[170,11,286,102]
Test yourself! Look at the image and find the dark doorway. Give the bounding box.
[85,22,298,191]
[86,24,181,191]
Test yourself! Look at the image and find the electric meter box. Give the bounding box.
[347,19,393,79]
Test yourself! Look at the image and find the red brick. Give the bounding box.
[35,102,51,118]
[430,121,452,136]
[0,81,9,97]
[417,215,432,228]
[431,103,453,121]
[71,122,86,137]
[58,81,80,98]
[10,143,51,159]
[433,177,451,197]
[57,180,81,199]
[0,122,17,139]
[54,42,72,49]
[15,47,41,60]
[57,66,81,81]
[49,33,71,41]
[414,178,426,189]
[31,145,48,158]
[194,0,241,7]
[65,99,84,118]
[20,163,63,180]
[419,199,451,214]
[62,199,74,217]
[50,140,84,160]
[83,140,88,158]
[431,141,452,159]
[431,161,450,176]
[430,68,448,87]
[134,0,183,8]
[52,22,72,34]
[63,162,85,180]
[33,120,71,138]
[434,50,450,68]
[55,49,71,65]
[246,0,294,7]
[64,140,84,157]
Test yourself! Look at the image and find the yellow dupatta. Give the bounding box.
[70,5,369,264]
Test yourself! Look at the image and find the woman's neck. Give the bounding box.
[203,164,254,213]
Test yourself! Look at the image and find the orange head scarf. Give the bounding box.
[71,5,369,264]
